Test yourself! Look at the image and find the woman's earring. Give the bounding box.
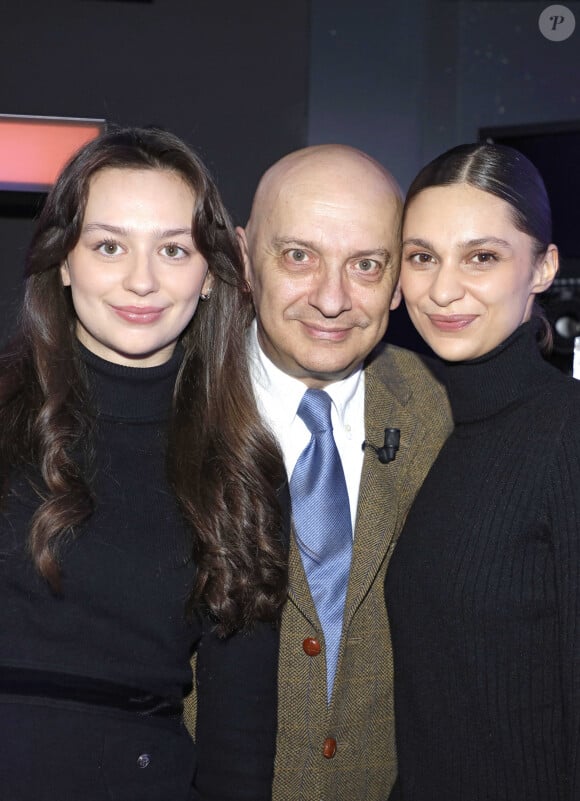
[200,290,212,301]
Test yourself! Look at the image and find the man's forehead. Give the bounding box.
[259,180,398,239]
[264,176,396,226]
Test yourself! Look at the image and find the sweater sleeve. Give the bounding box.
[549,403,580,797]
[193,613,279,801]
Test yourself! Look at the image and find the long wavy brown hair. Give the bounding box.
[0,126,287,634]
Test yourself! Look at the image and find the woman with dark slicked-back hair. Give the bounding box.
[0,126,288,800]
[385,143,580,800]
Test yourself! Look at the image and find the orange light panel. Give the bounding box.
[0,115,104,191]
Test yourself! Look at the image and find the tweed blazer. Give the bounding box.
[272,343,452,801]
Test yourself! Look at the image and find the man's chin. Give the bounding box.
[295,354,361,387]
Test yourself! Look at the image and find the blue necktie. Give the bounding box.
[290,388,353,701]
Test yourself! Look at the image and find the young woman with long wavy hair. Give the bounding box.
[0,126,287,801]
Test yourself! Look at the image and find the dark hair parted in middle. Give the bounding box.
[0,126,287,634]
[405,142,552,258]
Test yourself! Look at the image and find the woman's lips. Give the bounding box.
[111,305,166,324]
[427,314,478,332]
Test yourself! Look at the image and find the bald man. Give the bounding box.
[236,145,452,801]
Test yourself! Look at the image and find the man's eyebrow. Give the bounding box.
[82,223,193,238]
[350,248,391,260]
[272,238,391,259]
[271,237,316,250]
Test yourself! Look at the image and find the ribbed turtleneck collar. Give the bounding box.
[80,345,181,422]
[443,322,551,425]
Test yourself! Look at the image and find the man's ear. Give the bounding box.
[235,226,252,285]
[531,244,559,295]
[60,261,71,287]
[390,281,402,311]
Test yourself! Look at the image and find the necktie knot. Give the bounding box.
[297,388,333,434]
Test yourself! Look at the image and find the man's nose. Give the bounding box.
[308,263,352,317]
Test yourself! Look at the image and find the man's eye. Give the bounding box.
[289,249,307,262]
[357,258,378,272]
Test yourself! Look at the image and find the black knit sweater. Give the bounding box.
[0,346,280,800]
[0,346,197,696]
[385,322,580,800]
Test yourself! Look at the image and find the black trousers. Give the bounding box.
[0,697,198,801]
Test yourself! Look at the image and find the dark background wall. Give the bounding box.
[308,0,580,189]
[1,0,579,349]
[0,0,310,342]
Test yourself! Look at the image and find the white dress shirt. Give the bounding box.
[248,321,366,532]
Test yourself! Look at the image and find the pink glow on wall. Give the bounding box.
[0,116,104,191]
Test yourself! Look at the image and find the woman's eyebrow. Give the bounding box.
[82,222,193,238]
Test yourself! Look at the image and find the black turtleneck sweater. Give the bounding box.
[0,347,281,800]
[385,323,580,800]
[0,346,197,697]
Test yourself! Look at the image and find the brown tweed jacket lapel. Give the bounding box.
[286,529,318,627]
[344,353,422,624]
[285,345,440,639]
[286,352,416,633]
